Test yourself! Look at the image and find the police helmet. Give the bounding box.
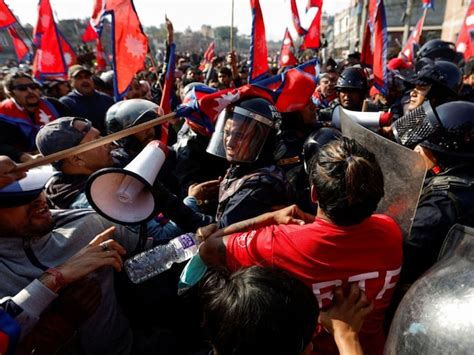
[413,60,462,98]
[335,67,368,92]
[416,39,457,62]
[105,99,164,148]
[393,101,474,158]
[207,97,281,163]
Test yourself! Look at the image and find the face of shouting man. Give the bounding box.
[0,193,54,239]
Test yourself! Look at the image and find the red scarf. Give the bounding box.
[0,98,59,151]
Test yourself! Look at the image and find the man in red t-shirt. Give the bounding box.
[199,137,402,355]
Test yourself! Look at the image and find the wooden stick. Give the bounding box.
[230,0,235,52]
[15,112,176,172]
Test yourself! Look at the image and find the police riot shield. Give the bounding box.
[385,224,474,354]
[339,106,426,239]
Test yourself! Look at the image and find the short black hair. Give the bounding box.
[309,137,384,226]
[4,71,36,94]
[201,266,318,355]
[219,67,232,77]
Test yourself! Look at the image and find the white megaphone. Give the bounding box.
[86,140,168,225]
[332,105,392,130]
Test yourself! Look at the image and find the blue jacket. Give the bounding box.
[60,90,114,134]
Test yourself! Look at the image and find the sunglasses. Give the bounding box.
[12,83,41,91]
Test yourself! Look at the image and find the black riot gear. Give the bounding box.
[415,39,463,65]
[105,99,163,149]
[335,67,368,93]
[393,101,474,157]
[410,59,462,98]
[207,98,281,164]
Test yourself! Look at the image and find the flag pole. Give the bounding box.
[230,0,235,51]
[14,112,176,171]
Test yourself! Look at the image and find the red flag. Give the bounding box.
[0,0,17,29]
[7,26,29,62]
[91,0,106,30]
[279,29,298,67]
[199,41,215,70]
[95,38,107,71]
[290,0,306,37]
[176,60,319,134]
[204,41,215,62]
[82,22,99,42]
[96,0,149,100]
[456,0,474,60]
[249,0,269,83]
[33,0,53,45]
[361,0,388,95]
[400,10,426,63]
[159,42,176,144]
[32,0,69,80]
[302,0,323,49]
[59,32,77,67]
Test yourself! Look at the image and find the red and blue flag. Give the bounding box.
[93,0,149,100]
[279,29,298,68]
[361,0,388,95]
[422,0,434,9]
[456,0,474,60]
[399,11,426,63]
[303,0,323,49]
[33,0,74,80]
[159,42,176,144]
[249,0,269,83]
[7,27,29,63]
[0,0,17,29]
[176,59,319,134]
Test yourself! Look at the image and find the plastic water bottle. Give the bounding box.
[125,233,199,284]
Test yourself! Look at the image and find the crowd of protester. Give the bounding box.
[0,25,473,355]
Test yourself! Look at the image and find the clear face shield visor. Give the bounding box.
[206,106,274,163]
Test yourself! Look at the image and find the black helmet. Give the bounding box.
[393,101,474,158]
[106,99,163,148]
[416,40,457,62]
[303,128,342,173]
[335,67,368,92]
[206,97,281,163]
[106,99,162,134]
[417,60,462,97]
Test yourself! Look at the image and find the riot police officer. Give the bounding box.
[206,98,294,227]
[392,101,474,284]
[400,58,462,112]
[317,67,369,123]
[415,39,464,66]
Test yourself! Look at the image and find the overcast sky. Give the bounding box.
[6,0,350,41]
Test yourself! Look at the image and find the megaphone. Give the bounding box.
[332,105,392,130]
[86,140,168,225]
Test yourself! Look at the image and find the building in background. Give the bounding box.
[330,0,454,59]
[441,0,470,42]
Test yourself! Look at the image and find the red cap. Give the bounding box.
[388,57,411,71]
